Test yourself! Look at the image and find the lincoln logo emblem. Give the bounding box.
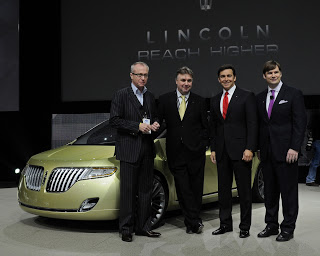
[200,0,212,11]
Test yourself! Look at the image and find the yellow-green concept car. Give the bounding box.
[18,120,264,228]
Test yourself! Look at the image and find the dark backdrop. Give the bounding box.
[0,0,319,183]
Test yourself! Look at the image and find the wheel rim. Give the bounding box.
[150,177,167,227]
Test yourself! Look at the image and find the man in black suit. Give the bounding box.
[210,64,258,238]
[110,62,161,242]
[158,66,208,234]
[256,60,307,242]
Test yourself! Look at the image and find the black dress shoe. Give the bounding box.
[257,227,279,238]
[186,226,193,234]
[135,230,161,237]
[212,226,233,235]
[121,233,132,242]
[192,223,204,234]
[276,231,293,242]
[306,182,319,186]
[239,230,250,238]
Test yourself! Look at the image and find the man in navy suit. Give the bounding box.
[110,62,161,242]
[256,60,307,242]
[158,66,209,234]
[210,64,258,238]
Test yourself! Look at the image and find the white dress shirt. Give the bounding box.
[131,83,147,105]
[220,85,236,115]
[176,89,190,109]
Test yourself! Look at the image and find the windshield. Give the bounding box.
[73,120,117,145]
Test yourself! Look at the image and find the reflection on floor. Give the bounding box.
[1,184,319,256]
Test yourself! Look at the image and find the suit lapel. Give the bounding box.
[183,92,194,120]
[171,91,181,120]
[270,84,287,118]
[225,87,240,120]
[259,89,269,121]
[127,87,143,119]
[214,92,224,122]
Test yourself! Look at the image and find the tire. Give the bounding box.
[252,164,264,203]
[150,173,169,229]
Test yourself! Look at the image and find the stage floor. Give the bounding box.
[1,184,319,256]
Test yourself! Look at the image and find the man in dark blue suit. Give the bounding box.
[158,66,209,234]
[256,60,307,242]
[110,62,161,242]
[210,64,258,238]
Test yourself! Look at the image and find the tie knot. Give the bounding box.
[271,90,275,96]
[181,95,185,100]
[225,91,229,96]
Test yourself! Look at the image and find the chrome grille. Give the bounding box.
[46,168,89,192]
[24,165,44,191]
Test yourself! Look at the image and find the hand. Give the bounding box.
[242,149,253,162]
[150,121,160,132]
[139,123,152,134]
[286,149,299,163]
[210,151,216,164]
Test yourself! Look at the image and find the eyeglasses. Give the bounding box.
[132,73,149,78]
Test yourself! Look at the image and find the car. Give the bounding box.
[18,120,264,228]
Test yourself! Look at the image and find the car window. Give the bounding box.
[73,120,117,145]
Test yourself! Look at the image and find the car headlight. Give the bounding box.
[79,167,117,180]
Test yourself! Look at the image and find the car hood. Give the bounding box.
[30,145,115,162]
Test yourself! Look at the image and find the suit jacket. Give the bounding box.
[158,91,209,168]
[210,86,258,161]
[109,86,158,163]
[256,83,307,162]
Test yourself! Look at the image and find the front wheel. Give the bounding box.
[252,164,264,203]
[150,173,169,228]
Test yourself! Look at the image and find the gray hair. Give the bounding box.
[130,62,149,73]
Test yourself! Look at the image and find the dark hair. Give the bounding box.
[262,60,281,74]
[176,66,193,79]
[217,64,236,77]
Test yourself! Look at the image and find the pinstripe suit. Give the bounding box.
[110,86,158,235]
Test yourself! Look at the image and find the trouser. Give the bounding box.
[119,139,154,235]
[217,149,252,231]
[262,147,299,234]
[170,145,205,229]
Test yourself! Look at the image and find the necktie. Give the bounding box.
[267,90,275,118]
[223,91,229,119]
[179,95,186,120]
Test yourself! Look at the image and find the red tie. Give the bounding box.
[223,91,229,119]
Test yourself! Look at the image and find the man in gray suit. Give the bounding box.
[110,62,161,242]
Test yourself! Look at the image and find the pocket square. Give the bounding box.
[279,100,288,104]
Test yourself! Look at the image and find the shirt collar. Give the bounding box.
[223,84,236,96]
[268,81,282,93]
[176,89,190,100]
[131,83,147,95]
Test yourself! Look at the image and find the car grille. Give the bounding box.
[24,165,44,191]
[46,168,89,192]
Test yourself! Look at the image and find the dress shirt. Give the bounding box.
[265,81,283,112]
[176,89,190,109]
[131,83,147,105]
[220,85,236,115]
